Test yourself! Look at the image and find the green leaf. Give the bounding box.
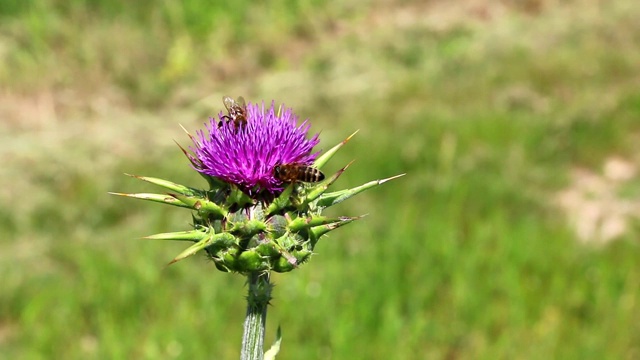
[237,250,269,271]
[316,173,406,208]
[288,215,360,232]
[225,185,254,208]
[310,215,366,239]
[108,192,191,209]
[265,184,294,216]
[303,160,354,204]
[230,219,267,238]
[143,228,211,242]
[168,232,235,265]
[125,173,203,196]
[270,235,301,269]
[314,130,358,169]
[170,193,228,218]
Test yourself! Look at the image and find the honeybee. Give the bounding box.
[218,95,247,131]
[274,163,325,183]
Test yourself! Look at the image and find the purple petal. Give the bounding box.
[190,101,320,194]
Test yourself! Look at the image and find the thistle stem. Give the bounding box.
[241,271,272,360]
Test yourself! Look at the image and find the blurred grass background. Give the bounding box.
[1,0,640,358]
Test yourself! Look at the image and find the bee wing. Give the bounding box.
[222,96,235,112]
[236,96,246,108]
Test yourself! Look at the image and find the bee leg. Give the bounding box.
[218,115,231,128]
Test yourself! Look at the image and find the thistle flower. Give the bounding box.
[190,101,320,196]
[111,96,403,359]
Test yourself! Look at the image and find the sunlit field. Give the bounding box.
[1,0,640,358]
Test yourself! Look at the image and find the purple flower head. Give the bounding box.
[191,101,320,195]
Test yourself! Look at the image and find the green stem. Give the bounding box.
[241,271,272,360]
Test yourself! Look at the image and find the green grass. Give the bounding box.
[2,0,640,358]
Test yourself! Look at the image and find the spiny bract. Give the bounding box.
[111,98,403,273]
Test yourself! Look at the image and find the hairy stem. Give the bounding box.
[241,271,272,360]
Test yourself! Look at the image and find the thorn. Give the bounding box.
[379,173,406,184]
[123,173,146,181]
[165,258,179,268]
[330,160,356,181]
[173,139,189,153]
[174,140,202,166]
[343,159,356,171]
[108,192,129,196]
[343,129,360,144]
[178,123,195,141]
[340,214,367,222]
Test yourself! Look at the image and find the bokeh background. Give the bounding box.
[2,0,640,358]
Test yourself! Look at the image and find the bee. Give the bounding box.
[274,163,325,183]
[218,95,247,131]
